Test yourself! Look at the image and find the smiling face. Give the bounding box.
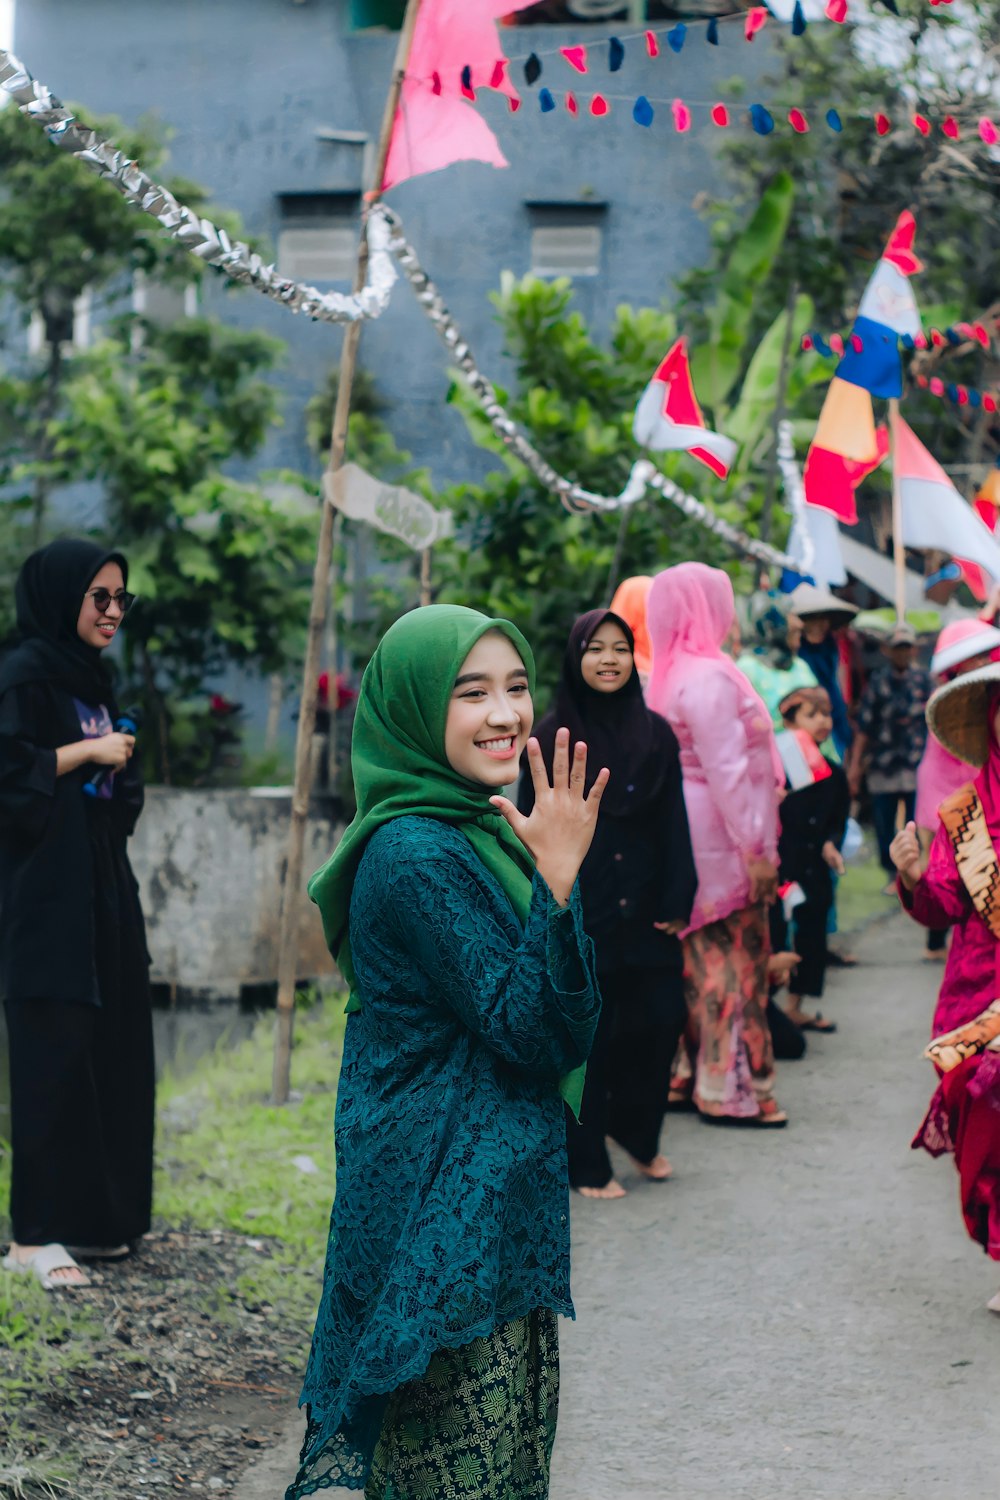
[76,560,127,650]
[580,622,634,694]
[443,630,533,787]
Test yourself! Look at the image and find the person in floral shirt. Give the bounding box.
[849,624,932,891]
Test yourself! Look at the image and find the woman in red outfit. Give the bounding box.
[892,662,1000,1315]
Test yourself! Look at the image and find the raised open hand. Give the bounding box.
[490,729,609,906]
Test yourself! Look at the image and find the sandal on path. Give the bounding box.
[700,1106,789,1130]
[795,1013,838,1034]
[3,1244,91,1290]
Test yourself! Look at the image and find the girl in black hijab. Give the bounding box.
[0,540,153,1290]
[519,610,697,1198]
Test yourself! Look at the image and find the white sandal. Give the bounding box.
[3,1243,91,1290]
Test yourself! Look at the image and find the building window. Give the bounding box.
[277,194,359,284]
[27,289,92,355]
[132,272,198,325]
[350,0,406,31]
[528,205,605,278]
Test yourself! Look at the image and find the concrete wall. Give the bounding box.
[16,0,777,486]
[129,788,342,996]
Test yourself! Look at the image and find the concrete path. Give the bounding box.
[237,913,999,1499]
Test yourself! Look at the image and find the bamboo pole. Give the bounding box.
[271,0,423,1104]
[419,546,432,607]
[888,398,907,625]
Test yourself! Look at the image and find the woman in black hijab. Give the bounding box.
[0,540,153,1290]
[519,610,697,1198]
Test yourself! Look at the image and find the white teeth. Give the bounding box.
[478,736,513,750]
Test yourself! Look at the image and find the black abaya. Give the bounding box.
[0,541,153,1248]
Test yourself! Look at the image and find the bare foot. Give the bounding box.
[629,1153,673,1181]
[8,1243,89,1286]
[576,1180,627,1200]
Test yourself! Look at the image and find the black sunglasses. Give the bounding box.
[86,587,136,616]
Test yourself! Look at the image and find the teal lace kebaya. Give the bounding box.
[287,817,599,1496]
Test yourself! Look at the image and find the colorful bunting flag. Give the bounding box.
[633,338,738,480]
[804,212,922,523]
[895,416,1000,586]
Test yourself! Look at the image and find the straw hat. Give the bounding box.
[930,618,1000,678]
[926,661,1000,767]
[787,582,858,629]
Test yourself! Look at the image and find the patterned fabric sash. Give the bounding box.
[925,999,1000,1072]
[939,783,1000,942]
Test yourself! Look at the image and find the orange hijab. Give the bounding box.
[609,575,652,679]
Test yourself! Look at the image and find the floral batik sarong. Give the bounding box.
[679,903,777,1119]
[364,1310,559,1500]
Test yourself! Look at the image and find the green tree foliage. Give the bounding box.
[46,319,318,783]
[428,176,825,696]
[0,104,239,551]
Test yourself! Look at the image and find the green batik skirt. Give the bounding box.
[364,1310,559,1500]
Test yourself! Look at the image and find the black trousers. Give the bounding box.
[567,965,686,1190]
[872,790,916,876]
[791,897,831,1000]
[5,992,154,1247]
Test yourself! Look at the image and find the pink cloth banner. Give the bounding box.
[383,0,535,191]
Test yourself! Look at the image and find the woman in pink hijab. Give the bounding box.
[647,562,786,1125]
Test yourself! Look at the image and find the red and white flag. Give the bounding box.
[633,338,737,479]
[894,416,1000,586]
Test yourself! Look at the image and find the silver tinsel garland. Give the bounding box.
[0,48,396,324]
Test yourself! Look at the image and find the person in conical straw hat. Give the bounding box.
[891,661,1000,1314]
[914,619,1000,962]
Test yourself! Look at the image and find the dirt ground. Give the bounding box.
[1,1228,303,1499]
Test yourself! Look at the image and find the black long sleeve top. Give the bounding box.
[517,728,697,976]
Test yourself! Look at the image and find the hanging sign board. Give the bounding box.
[325,463,454,552]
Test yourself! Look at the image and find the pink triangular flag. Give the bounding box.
[560,45,588,75]
[633,338,737,479]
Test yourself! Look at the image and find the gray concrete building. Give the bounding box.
[15,0,777,488]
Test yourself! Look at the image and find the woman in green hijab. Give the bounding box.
[287,606,606,1500]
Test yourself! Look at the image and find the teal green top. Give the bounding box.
[288,815,600,1498]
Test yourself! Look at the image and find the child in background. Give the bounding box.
[775,686,849,1033]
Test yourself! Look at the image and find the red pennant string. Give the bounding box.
[916,375,929,389]
[826,0,848,19]
[508,95,521,113]
[566,92,578,116]
[974,323,990,346]
[560,45,588,75]
[431,71,442,96]
[980,118,1000,144]
[460,70,476,102]
[788,108,809,134]
[590,94,609,117]
[914,332,928,349]
[645,30,659,58]
[875,113,891,135]
[930,377,945,396]
[957,386,969,406]
[931,328,946,347]
[801,334,814,350]
[913,113,931,135]
[490,59,506,90]
[829,333,844,356]
[942,115,960,139]
[986,395,999,414]
[850,333,864,353]
[672,99,692,133]
[745,6,768,39]
[711,103,730,127]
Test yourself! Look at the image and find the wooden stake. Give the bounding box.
[419,546,432,607]
[271,0,423,1105]
[889,397,906,625]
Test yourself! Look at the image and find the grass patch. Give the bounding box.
[837,833,896,936]
[153,993,348,1328]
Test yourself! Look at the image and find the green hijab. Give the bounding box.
[308,604,585,1115]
